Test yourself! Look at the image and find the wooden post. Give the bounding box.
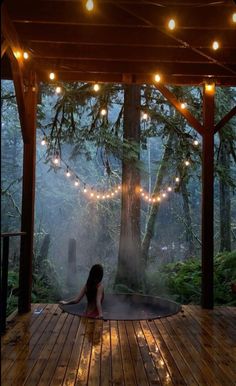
[67,238,77,288]
[0,236,10,334]
[18,72,38,313]
[201,84,215,309]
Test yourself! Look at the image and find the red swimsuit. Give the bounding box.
[84,283,104,318]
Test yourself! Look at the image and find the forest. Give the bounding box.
[1,80,236,315]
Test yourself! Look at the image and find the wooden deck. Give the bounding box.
[1,304,236,386]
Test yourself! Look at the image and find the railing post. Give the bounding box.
[1,236,10,334]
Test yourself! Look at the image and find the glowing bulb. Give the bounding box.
[180,102,187,109]
[205,83,215,93]
[90,192,94,197]
[185,160,190,166]
[148,198,152,202]
[233,13,236,23]
[111,192,114,196]
[53,156,59,165]
[212,41,219,50]
[167,187,172,192]
[142,113,148,120]
[115,190,118,194]
[66,169,71,177]
[157,197,161,202]
[193,140,199,146]
[41,138,46,146]
[101,109,107,116]
[162,193,166,197]
[154,74,161,83]
[23,51,29,60]
[175,177,180,182]
[74,180,79,186]
[97,195,100,199]
[152,198,156,202]
[168,19,176,30]
[84,188,87,193]
[141,192,145,196]
[93,83,100,91]
[102,195,105,199]
[140,188,143,192]
[145,195,149,200]
[55,86,62,94]
[49,72,55,80]
[86,0,94,11]
[118,185,121,190]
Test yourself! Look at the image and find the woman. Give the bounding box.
[59,264,104,319]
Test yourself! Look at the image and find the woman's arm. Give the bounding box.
[59,285,86,305]
[96,284,104,318]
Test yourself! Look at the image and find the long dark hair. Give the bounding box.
[86,264,103,302]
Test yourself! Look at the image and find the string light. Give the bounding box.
[41,137,46,146]
[49,72,55,80]
[193,140,199,146]
[175,177,180,182]
[185,160,190,166]
[233,13,236,23]
[212,41,219,50]
[74,180,79,186]
[205,83,215,94]
[142,112,148,120]
[154,74,161,83]
[85,0,94,11]
[23,51,29,60]
[167,187,172,192]
[180,102,187,109]
[55,86,62,94]
[101,108,107,116]
[93,83,100,91]
[168,19,176,30]
[66,167,71,177]
[52,154,60,165]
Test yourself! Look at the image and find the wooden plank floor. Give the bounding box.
[1,304,236,386]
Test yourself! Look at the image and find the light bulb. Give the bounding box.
[157,197,161,202]
[175,177,180,182]
[162,193,166,197]
[181,102,187,109]
[53,156,59,165]
[205,83,215,93]
[140,188,143,192]
[233,13,236,23]
[154,74,161,83]
[193,140,199,146]
[101,108,107,116]
[93,83,100,91]
[49,72,55,80]
[212,41,219,50]
[14,51,22,59]
[74,180,79,186]
[23,51,29,60]
[185,160,190,166]
[118,185,121,190]
[41,138,46,146]
[142,113,148,120]
[55,86,62,94]
[66,168,71,177]
[167,187,172,192]
[86,0,94,11]
[90,192,94,197]
[168,19,176,30]
[84,188,87,193]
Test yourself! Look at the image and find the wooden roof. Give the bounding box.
[2,0,236,85]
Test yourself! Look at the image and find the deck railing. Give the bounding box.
[0,232,26,334]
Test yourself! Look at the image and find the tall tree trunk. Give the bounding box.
[141,131,174,266]
[219,132,231,252]
[180,180,195,258]
[115,84,142,290]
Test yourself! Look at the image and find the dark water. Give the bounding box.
[60,293,181,320]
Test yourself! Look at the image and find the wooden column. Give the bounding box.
[18,72,38,313]
[201,85,215,309]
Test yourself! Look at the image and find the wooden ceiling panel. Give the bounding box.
[2,0,236,85]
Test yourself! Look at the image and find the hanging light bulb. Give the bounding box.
[185,160,190,166]
[52,154,60,165]
[101,108,107,116]
[212,41,219,50]
[154,73,161,83]
[142,112,148,120]
[93,83,100,91]
[23,51,29,60]
[86,0,94,11]
[41,137,46,146]
[66,167,71,177]
[205,83,215,93]
[49,72,55,80]
[180,102,187,109]
[167,187,172,192]
[162,193,166,197]
[175,177,180,182]
[193,140,199,146]
[55,86,62,94]
[74,179,79,186]
[168,19,176,30]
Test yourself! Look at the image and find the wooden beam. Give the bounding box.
[201,86,215,309]
[18,71,38,314]
[214,105,236,133]
[155,84,204,135]
[1,39,9,58]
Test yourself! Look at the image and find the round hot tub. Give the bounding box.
[59,293,181,320]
